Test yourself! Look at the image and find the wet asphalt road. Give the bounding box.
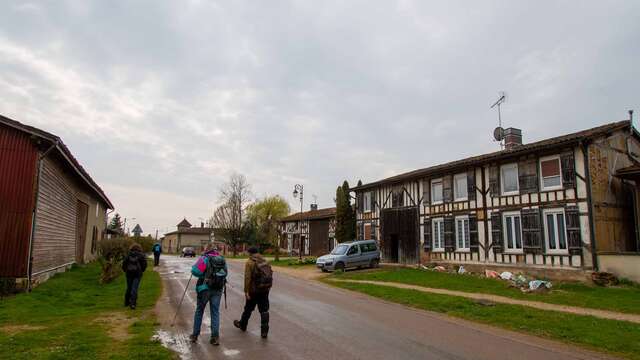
[155,255,613,360]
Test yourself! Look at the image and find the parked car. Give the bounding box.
[316,240,380,272]
[181,247,196,257]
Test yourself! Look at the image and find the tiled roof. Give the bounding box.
[280,207,337,222]
[164,227,214,236]
[0,114,114,208]
[354,120,635,191]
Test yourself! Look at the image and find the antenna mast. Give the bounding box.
[490,92,507,149]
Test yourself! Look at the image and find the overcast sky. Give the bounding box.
[1,1,638,235]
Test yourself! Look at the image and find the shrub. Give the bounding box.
[287,257,317,266]
[98,237,132,283]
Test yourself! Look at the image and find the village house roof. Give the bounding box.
[353,120,637,191]
[177,218,192,228]
[0,114,113,208]
[280,207,337,222]
[164,227,213,236]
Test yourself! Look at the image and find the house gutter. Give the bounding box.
[582,140,598,271]
[26,138,59,291]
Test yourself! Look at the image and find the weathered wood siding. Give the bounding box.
[31,155,77,275]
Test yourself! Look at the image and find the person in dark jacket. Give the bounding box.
[122,243,147,309]
[152,242,162,266]
[233,247,271,339]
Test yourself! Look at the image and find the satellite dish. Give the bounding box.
[493,127,505,141]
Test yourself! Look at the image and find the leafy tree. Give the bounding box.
[335,181,356,243]
[246,195,291,260]
[108,213,124,233]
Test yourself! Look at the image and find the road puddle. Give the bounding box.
[152,330,193,360]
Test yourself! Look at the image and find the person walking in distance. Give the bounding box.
[234,247,273,339]
[122,243,147,310]
[152,242,162,266]
[189,243,227,346]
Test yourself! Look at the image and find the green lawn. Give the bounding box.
[333,267,640,314]
[0,261,173,360]
[329,281,640,360]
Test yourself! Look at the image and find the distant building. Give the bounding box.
[162,219,213,253]
[353,119,640,282]
[280,206,337,256]
[0,114,113,288]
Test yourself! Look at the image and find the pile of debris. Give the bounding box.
[419,264,552,293]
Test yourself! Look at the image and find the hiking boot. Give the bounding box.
[130,304,136,310]
[261,329,268,339]
[189,334,198,343]
[210,336,219,346]
[233,320,246,332]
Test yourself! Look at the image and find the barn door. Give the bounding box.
[75,201,89,264]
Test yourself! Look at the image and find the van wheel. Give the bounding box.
[335,262,345,272]
[370,259,379,268]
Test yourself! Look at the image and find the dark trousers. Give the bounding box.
[125,274,142,306]
[239,292,269,332]
[153,253,160,266]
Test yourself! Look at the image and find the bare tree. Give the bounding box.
[212,173,252,255]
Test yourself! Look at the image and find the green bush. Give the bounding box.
[98,237,132,284]
[288,257,317,266]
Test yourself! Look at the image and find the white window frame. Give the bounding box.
[543,208,569,254]
[539,155,563,191]
[502,211,523,253]
[363,192,372,213]
[432,218,445,252]
[500,163,520,196]
[453,173,468,201]
[455,215,470,252]
[431,178,443,204]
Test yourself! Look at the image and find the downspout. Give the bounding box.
[582,140,598,271]
[27,139,58,291]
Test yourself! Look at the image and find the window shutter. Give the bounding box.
[370,222,377,240]
[443,175,453,203]
[357,193,363,211]
[469,214,479,252]
[467,170,476,201]
[522,208,543,254]
[565,205,581,255]
[423,219,432,251]
[444,216,455,251]
[422,179,430,206]
[561,152,576,189]
[489,165,500,197]
[491,212,503,253]
[518,158,538,194]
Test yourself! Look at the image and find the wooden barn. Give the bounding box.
[0,114,113,289]
[354,119,640,281]
[280,206,337,257]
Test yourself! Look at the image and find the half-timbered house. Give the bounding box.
[280,206,336,256]
[354,119,640,281]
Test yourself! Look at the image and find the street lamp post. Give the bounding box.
[293,184,304,260]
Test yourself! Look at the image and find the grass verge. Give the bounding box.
[0,261,174,360]
[333,267,640,314]
[328,280,640,359]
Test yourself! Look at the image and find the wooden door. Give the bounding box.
[75,201,89,264]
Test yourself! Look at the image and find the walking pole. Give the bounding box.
[223,282,228,310]
[171,274,193,327]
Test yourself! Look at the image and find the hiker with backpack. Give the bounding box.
[190,243,227,345]
[122,243,148,310]
[152,242,162,266]
[234,247,272,339]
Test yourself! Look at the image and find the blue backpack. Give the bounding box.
[204,255,227,290]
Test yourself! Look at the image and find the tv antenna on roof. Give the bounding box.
[491,91,507,149]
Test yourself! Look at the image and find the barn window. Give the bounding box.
[503,211,523,252]
[431,179,443,204]
[455,216,470,251]
[454,173,468,201]
[500,163,519,195]
[540,155,562,190]
[432,218,445,251]
[544,208,568,253]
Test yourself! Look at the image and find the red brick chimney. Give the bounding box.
[504,127,522,150]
